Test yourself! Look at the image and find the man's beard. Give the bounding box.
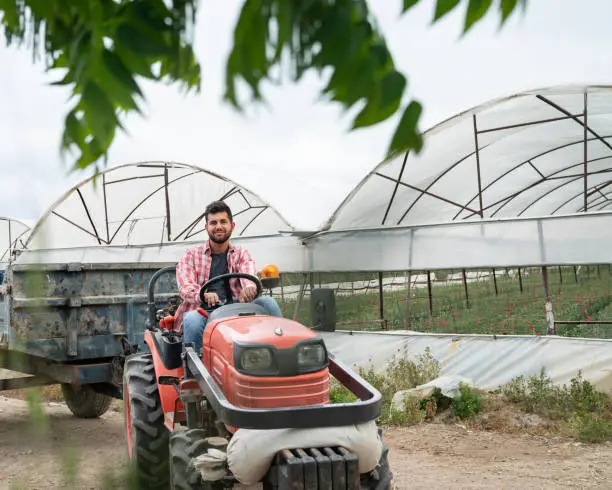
[209,230,232,244]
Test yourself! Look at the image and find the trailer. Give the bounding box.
[0,257,177,417]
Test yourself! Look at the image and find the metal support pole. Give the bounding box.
[279,273,286,314]
[462,269,470,308]
[293,274,308,321]
[492,268,498,296]
[403,271,412,329]
[378,272,384,321]
[542,266,555,335]
[427,271,433,316]
[473,115,484,217]
[518,268,523,293]
[558,266,563,284]
[584,92,588,212]
[573,265,578,283]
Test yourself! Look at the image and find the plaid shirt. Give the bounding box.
[173,240,257,330]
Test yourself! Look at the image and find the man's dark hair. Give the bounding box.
[204,200,233,222]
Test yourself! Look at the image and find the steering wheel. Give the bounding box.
[198,272,263,306]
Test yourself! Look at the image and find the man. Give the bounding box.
[175,200,282,353]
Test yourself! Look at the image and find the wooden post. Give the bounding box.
[518,268,524,293]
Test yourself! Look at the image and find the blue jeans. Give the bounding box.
[182,296,283,353]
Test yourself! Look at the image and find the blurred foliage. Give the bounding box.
[1,0,526,173]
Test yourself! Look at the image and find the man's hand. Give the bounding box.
[203,292,221,308]
[239,285,257,303]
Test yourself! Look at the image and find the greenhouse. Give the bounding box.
[0,217,30,265]
[16,84,612,274]
[6,84,612,392]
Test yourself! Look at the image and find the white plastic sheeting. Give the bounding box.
[0,217,30,264]
[320,331,612,394]
[14,235,306,272]
[303,211,612,271]
[13,210,612,272]
[327,85,612,230]
[26,161,292,250]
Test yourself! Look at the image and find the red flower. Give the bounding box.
[586,316,591,322]
[529,325,534,331]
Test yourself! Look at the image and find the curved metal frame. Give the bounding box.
[25,161,294,248]
[326,85,612,229]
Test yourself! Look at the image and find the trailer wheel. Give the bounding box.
[123,353,170,489]
[170,429,224,490]
[61,383,112,419]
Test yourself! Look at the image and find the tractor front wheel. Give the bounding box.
[61,383,112,419]
[361,444,394,490]
[170,429,224,490]
[123,353,170,489]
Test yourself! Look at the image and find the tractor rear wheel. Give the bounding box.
[123,353,170,489]
[61,383,112,419]
[170,429,224,490]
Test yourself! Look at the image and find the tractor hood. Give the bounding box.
[210,316,318,349]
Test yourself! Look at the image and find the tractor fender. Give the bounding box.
[226,419,383,485]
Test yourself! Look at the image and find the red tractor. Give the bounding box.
[122,265,393,489]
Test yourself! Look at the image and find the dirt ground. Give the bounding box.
[1,395,612,489]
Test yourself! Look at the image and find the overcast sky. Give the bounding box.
[1,0,612,231]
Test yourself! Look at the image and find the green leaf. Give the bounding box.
[387,100,424,156]
[402,0,421,13]
[80,81,118,143]
[114,46,157,80]
[61,110,85,150]
[115,23,171,57]
[101,49,143,98]
[464,0,493,32]
[500,0,524,25]
[433,0,461,22]
[379,71,407,111]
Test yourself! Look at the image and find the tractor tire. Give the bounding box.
[123,353,170,489]
[170,429,224,490]
[61,383,112,419]
[361,444,394,490]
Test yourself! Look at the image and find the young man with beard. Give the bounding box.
[175,200,283,353]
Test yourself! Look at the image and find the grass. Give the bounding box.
[278,265,612,338]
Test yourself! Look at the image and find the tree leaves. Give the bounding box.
[388,100,424,156]
[1,0,527,173]
[1,0,201,172]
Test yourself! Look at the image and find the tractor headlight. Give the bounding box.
[240,347,273,372]
[297,342,327,370]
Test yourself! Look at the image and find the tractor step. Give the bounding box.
[266,446,360,490]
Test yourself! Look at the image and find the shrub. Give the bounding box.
[452,382,483,419]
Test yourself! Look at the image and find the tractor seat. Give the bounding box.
[208,303,268,323]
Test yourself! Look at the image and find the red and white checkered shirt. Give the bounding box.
[174,240,257,330]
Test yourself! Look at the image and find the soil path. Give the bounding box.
[1,395,611,489]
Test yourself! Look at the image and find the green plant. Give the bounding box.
[327,348,441,425]
[502,369,612,442]
[1,0,527,172]
[452,382,483,419]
